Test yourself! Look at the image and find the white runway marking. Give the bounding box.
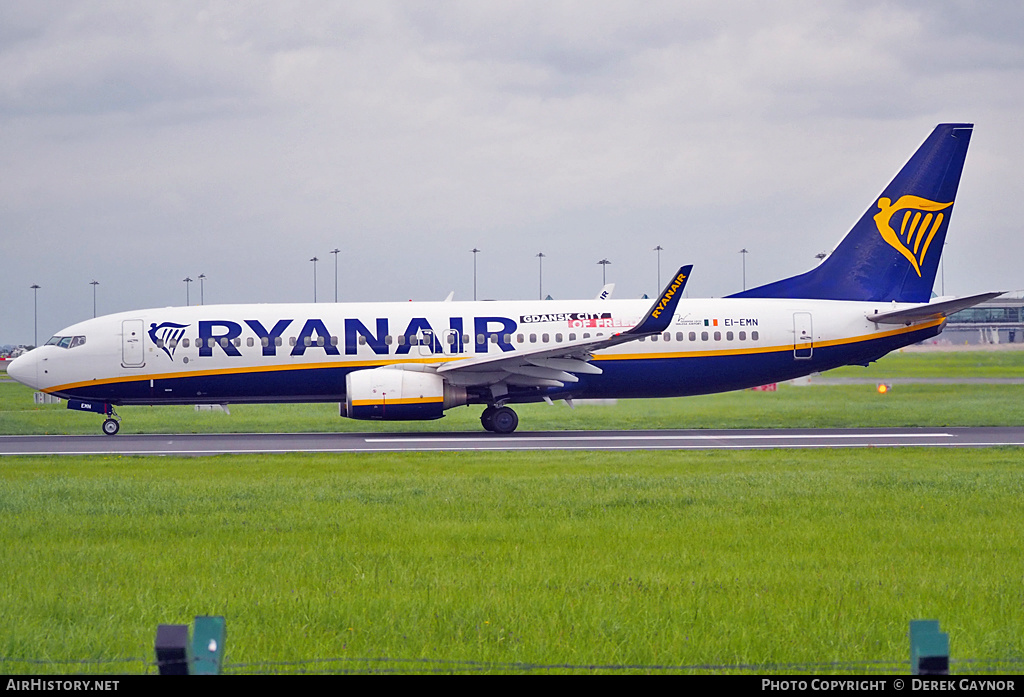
[365,432,954,443]
[4,429,1023,456]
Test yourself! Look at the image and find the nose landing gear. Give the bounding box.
[67,399,122,435]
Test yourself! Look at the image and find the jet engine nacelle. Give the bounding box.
[341,367,468,421]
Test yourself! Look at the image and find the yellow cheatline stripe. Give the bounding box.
[47,356,455,394]
[45,318,942,393]
[593,318,944,362]
[351,396,444,406]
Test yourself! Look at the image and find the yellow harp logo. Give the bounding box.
[873,196,953,277]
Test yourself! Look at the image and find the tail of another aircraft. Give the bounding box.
[729,123,973,303]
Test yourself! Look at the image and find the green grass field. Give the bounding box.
[1,449,1022,674]
[4,381,1023,434]
[1,350,1022,674]
[824,348,1024,379]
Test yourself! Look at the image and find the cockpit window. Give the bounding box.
[45,335,86,349]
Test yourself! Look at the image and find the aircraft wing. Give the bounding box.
[867,292,1004,325]
[435,267,691,389]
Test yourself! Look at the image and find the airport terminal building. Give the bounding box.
[943,294,1024,345]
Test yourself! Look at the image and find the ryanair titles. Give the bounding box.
[152,316,548,361]
[651,271,688,320]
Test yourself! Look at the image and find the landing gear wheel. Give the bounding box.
[489,406,519,434]
[480,406,497,432]
[102,418,120,436]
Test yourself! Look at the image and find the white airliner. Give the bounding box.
[8,123,1000,435]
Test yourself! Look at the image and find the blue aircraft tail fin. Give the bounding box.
[729,123,973,303]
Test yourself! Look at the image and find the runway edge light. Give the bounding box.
[877,383,892,394]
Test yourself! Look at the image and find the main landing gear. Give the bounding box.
[480,405,519,434]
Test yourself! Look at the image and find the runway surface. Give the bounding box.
[2,427,1024,456]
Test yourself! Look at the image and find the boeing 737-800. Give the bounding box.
[8,123,1000,435]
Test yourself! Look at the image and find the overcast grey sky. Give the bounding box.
[3,1,1022,344]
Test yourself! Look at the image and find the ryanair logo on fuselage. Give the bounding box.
[873,195,953,277]
[149,322,189,360]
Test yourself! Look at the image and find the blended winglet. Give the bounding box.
[627,265,692,335]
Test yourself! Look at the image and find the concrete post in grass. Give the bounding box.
[191,616,227,675]
[910,619,949,675]
[155,624,191,675]
[155,616,226,675]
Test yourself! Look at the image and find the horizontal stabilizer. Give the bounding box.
[867,292,1004,325]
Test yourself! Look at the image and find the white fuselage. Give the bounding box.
[9,296,942,409]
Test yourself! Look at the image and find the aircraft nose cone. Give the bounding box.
[6,351,38,389]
